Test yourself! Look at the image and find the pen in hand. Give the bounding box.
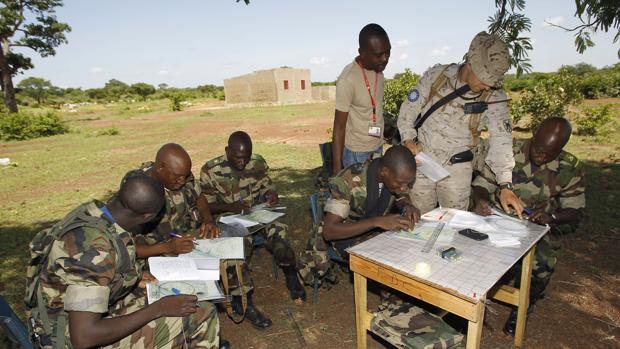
[169,231,199,245]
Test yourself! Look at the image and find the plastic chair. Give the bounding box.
[0,296,35,349]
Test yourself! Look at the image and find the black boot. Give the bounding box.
[503,305,535,337]
[283,265,307,302]
[232,293,272,329]
[219,339,231,349]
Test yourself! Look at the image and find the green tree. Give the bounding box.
[488,0,620,75]
[383,69,420,143]
[103,79,129,100]
[17,76,54,104]
[0,0,71,112]
[130,82,156,100]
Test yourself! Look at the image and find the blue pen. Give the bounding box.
[523,207,532,216]
[171,287,181,295]
[169,231,198,245]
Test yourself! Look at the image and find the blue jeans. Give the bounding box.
[342,145,383,168]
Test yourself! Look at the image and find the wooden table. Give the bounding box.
[348,212,549,349]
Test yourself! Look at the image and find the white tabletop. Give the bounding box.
[347,208,549,302]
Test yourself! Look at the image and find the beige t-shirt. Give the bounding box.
[335,58,385,152]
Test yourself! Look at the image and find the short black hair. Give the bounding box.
[228,130,252,151]
[359,23,389,49]
[381,145,416,175]
[118,175,165,215]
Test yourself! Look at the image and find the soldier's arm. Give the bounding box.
[471,163,500,216]
[68,295,200,349]
[134,238,194,258]
[397,68,435,151]
[332,76,353,174]
[484,91,515,185]
[552,156,586,224]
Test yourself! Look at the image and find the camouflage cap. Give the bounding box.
[467,31,510,87]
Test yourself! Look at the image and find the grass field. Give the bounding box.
[1,98,619,348]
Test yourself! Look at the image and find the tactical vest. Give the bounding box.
[24,202,130,349]
[421,64,492,148]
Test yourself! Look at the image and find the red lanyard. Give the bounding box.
[357,59,378,123]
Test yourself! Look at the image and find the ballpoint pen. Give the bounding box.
[169,231,199,245]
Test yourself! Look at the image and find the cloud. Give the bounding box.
[398,53,409,60]
[543,16,565,27]
[89,67,102,73]
[395,39,410,48]
[157,70,169,76]
[309,56,332,66]
[431,46,451,57]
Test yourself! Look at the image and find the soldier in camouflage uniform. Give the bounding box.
[123,143,220,257]
[122,144,231,348]
[472,117,585,336]
[200,131,305,328]
[398,31,525,217]
[318,146,463,348]
[26,176,220,349]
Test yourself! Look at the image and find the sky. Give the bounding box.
[11,0,620,89]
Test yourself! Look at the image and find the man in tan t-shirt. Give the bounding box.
[332,23,391,174]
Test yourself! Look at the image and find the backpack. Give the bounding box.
[24,202,121,349]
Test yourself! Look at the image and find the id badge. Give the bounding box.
[368,124,382,137]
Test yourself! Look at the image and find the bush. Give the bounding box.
[572,104,614,136]
[509,71,583,130]
[0,111,68,141]
[169,94,184,112]
[96,126,120,136]
[383,69,420,142]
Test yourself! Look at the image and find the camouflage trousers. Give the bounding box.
[223,221,296,296]
[510,235,557,303]
[410,161,473,214]
[371,302,464,349]
[104,291,220,349]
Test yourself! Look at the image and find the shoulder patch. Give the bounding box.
[407,89,420,102]
[205,155,226,169]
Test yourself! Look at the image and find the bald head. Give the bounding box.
[118,175,165,215]
[530,117,572,166]
[154,143,192,190]
[226,131,253,171]
[379,145,417,194]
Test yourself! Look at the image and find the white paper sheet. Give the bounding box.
[182,237,244,259]
[148,257,219,281]
[416,152,450,182]
[146,280,224,303]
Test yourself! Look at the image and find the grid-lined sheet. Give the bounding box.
[347,211,549,301]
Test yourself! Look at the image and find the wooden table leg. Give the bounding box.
[515,246,536,347]
[354,272,368,349]
[466,301,485,349]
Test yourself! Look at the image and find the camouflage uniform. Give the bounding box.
[323,161,411,259]
[302,162,463,348]
[200,154,297,295]
[27,201,219,349]
[473,138,586,302]
[398,32,514,214]
[124,162,204,245]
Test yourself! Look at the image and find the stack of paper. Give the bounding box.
[487,233,521,247]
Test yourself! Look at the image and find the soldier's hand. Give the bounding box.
[169,235,195,254]
[499,189,525,219]
[138,271,157,289]
[229,201,252,214]
[374,214,414,231]
[401,204,420,224]
[529,211,553,225]
[473,198,492,216]
[154,295,199,317]
[264,190,279,206]
[199,221,220,239]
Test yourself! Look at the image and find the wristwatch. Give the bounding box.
[499,182,514,191]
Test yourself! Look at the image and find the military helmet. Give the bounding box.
[467,31,510,87]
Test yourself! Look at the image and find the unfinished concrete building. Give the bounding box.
[311,85,336,101]
[224,67,312,105]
